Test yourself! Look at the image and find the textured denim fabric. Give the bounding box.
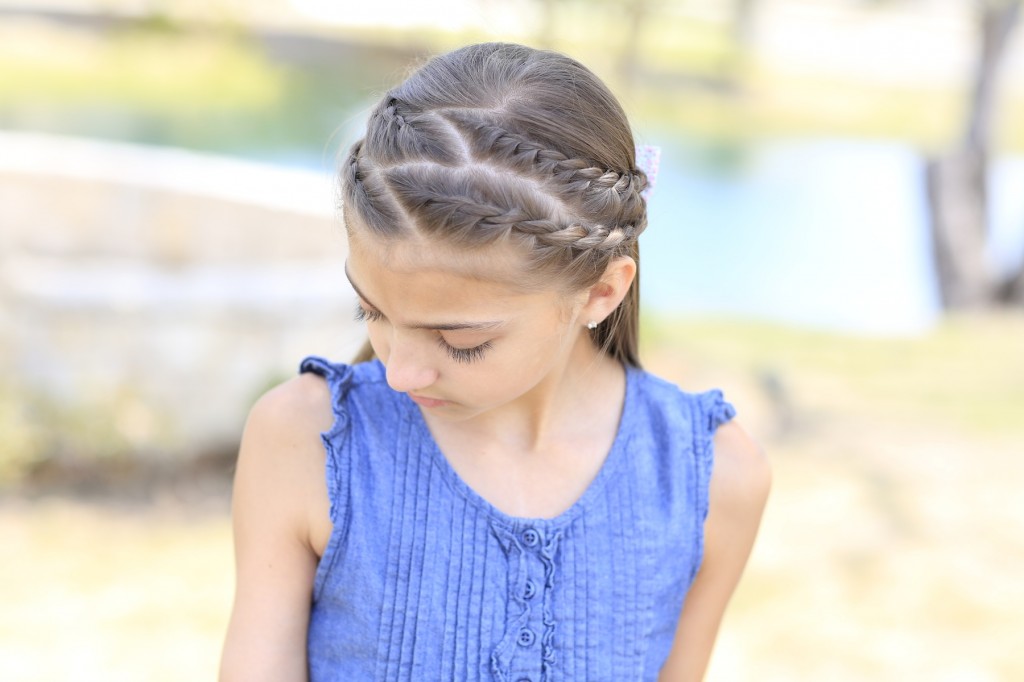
[300,357,735,682]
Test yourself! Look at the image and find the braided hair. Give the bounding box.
[343,43,649,367]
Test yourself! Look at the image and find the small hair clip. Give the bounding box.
[635,144,661,202]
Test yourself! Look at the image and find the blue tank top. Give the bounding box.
[300,357,735,682]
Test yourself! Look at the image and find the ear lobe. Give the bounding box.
[583,256,637,321]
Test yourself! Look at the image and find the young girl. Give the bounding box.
[220,42,770,682]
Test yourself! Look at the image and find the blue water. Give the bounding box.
[639,138,1024,335]
[991,156,1024,278]
[641,139,939,334]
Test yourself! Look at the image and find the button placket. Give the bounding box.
[494,524,561,682]
[521,526,541,548]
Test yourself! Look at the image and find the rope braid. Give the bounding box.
[365,98,464,166]
[341,140,404,235]
[442,108,648,229]
[342,42,648,367]
[351,103,647,251]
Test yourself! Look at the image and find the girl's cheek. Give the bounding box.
[367,327,390,363]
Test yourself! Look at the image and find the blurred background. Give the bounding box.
[1,0,1022,680]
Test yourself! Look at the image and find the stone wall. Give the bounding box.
[0,132,363,461]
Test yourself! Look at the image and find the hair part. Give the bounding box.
[344,42,648,367]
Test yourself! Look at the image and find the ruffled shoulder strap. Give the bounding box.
[300,356,354,424]
[299,355,356,523]
[691,389,736,572]
[697,389,736,436]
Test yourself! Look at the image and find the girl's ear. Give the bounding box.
[581,256,637,325]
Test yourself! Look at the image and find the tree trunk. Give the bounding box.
[965,1,1021,151]
[926,0,1021,308]
[996,266,1024,302]
[926,149,992,307]
[732,0,758,48]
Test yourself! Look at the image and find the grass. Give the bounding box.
[641,311,1024,680]
[0,499,233,682]
[643,312,1024,439]
[3,311,1023,680]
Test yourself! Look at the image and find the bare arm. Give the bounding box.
[219,374,334,682]
[659,421,771,682]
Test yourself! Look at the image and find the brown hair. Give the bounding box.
[344,42,648,367]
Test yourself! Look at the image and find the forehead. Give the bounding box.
[346,231,574,324]
[347,228,544,292]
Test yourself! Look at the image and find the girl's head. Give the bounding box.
[342,42,648,368]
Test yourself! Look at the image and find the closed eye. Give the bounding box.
[357,303,492,363]
[354,303,384,323]
[437,337,492,364]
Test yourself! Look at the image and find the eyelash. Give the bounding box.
[437,337,492,364]
[354,304,383,323]
[354,304,493,364]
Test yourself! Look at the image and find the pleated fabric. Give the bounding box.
[300,357,735,682]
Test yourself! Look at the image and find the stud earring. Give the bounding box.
[586,320,598,330]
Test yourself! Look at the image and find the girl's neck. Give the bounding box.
[418,337,628,519]
[424,336,625,456]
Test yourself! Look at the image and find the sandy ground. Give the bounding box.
[0,499,232,682]
[2,316,1022,681]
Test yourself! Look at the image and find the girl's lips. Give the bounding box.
[408,393,450,408]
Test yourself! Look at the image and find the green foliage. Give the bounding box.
[0,30,283,112]
[0,387,47,485]
[2,8,1023,153]
[0,22,418,155]
[0,382,180,487]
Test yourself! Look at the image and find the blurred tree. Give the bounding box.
[534,0,559,48]
[617,0,651,88]
[731,0,758,48]
[926,0,1023,307]
[529,0,653,86]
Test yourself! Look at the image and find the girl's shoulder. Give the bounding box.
[241,368,338,472]
[294,358,399,432]
[630,367,769,504]
[234,359,392,558]
[297,356,389,403]
[232,368,338,560]
[629,367,737,436]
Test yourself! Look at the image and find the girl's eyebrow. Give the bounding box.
[344,262,505,332]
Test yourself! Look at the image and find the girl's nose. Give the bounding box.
[382,338,438,394]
